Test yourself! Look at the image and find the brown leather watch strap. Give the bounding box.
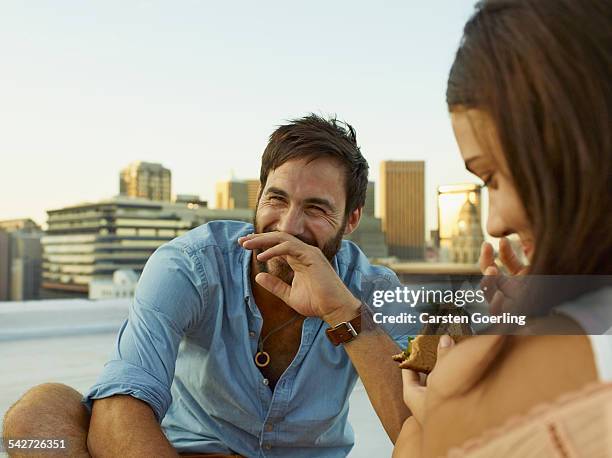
[325,313,362,346]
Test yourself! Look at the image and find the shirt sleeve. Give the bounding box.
[358,273,421,349]
[82,241,208,422]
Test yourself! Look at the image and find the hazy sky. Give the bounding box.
[0,1,480,231]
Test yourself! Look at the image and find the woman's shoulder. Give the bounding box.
[420,332,599,456]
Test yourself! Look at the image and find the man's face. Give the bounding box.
[253,157,350,283]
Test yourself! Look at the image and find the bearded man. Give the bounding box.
[3,115,414,458]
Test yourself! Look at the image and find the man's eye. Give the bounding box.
[308,206,325,213]
[269,196,285,202]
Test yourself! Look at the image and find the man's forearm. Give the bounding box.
[88,396,178,458]
[343,310,411,443]
[326,302,411,443]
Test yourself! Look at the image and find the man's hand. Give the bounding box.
[238,232,361,324]
[240,231,413,441]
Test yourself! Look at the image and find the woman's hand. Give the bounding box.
[480,238,528,315]
[393,334,507,457]
[393,335,456,457]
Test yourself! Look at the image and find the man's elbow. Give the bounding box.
[87,396,151,455]
[87,395,175,458]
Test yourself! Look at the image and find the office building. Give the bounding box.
[437,183,484,263]
[216,179,249,209]
[379,161,425,260]
[175,194,208,208]
[344,215,388,259]
[364,181,375,217]
[246,179,261,210]
[42,197,253,294]
[0,219,43,301]
[0,219,41,233]
[89,269,139,300]
[119,161,172,201]
[0,230,10,301]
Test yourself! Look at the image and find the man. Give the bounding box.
[3,115,414,457]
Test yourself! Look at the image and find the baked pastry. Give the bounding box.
[392,305,473,373]
[392,334,472,373]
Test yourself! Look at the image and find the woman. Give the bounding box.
[394,0,612,456]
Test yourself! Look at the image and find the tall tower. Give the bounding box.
[119,161,172,201]
[215,180,249,209]
[379,161,425,260]
[437,183,483,263]
[364,181,375,217]
[245,179,261,210]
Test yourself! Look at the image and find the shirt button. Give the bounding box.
[249,331,255,337]
[265,424,273,432]
[262,378,269,386]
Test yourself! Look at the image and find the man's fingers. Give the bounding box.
[401,369,426,424]
[255,241,299,263]
[499,237,524,275]
[255,272,291,303]
[239,232,296,250]
[479,242,495,274]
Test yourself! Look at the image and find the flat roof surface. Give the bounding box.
[0,300,392,457]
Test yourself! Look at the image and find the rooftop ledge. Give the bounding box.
[0,298,130,341]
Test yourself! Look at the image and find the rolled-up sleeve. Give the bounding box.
[82,241,207,422]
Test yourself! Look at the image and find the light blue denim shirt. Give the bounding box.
[83,220,412,457]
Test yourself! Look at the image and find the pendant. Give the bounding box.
[255,351,271,367]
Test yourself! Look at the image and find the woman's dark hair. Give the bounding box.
[259,114,369,216]
[447,0,612,276]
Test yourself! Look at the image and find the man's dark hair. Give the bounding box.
[259,114,369,216]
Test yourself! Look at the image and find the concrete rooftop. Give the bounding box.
[0,299,392,457]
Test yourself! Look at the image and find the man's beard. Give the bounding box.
[253,212,346,284]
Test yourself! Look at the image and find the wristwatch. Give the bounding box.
[325,313,362,346]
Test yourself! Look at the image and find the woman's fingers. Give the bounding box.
[436,334,455,361]
[479,241,495,274]
[401,369,426,423]
[401,336,455,429]
[499,237,525,275]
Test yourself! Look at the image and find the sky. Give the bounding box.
[0,1,481,232]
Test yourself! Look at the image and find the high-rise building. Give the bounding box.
[344,215,388,259]
[436,183,484,263]
[0,219,41,233]
[41,197,253,295]
[0,219,43,301]
[216,180,249,209]
[175,194,208,208]
[119,161,172,201]
[379,161,425,260]
[246,179,261,210]
[0,230,10,301]
[364,181,375,217]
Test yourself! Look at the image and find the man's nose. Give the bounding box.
[277,205,305,236]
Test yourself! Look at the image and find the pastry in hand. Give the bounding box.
[392,334,471,374]
[392,304,474,373]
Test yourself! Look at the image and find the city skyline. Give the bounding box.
[0,1,480,232]
[1,158,485,298]
[7,158,482,234]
